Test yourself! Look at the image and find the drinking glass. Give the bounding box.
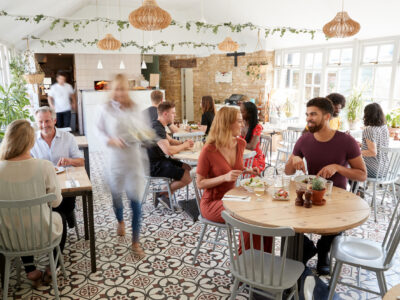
[254,186,265,202]
[66,167,75,187]
[183,119,188,129]
[325,180,333,198]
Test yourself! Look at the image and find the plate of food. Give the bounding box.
[190,124,199,130]
[240,177,267,192]
[55,166,65,174]
[273,188,290,201]
[294,175,326,189]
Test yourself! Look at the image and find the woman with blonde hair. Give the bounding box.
[0,120,64,286]
[97,73,152,256]
[196,107,270,252]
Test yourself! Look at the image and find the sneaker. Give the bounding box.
[117,221,125,236]
[132,242,146,257]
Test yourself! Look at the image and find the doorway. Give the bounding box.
[181,68,194,122]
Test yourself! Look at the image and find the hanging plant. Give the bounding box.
[246,61,268,81]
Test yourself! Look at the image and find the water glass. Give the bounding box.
[325,180,333,198]
[66,167,75,186]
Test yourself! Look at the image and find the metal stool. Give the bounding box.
[141,176,177,211]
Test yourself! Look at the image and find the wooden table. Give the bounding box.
[223,181,370,260]
[383,284,400,300]
[58,167,96,273]
[74,135,90,179]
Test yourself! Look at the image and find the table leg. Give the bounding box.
[0,253,5,288]
[83,147,90,179]
[87,191,97,273]
[285,233,304,262]
[82,194,89,240]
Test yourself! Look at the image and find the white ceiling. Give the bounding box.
[1,0,400,54]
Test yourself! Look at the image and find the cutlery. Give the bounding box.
[223,195,248,199]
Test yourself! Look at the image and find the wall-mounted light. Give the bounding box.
[97,60,103,69]
[119,60,126,69]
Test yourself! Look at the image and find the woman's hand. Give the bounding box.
[224,170,243,182]
[243,167,261,176]
[107,138,126,148]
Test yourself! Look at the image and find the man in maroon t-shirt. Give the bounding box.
[285,97,366,275]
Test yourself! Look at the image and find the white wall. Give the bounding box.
[74,53,141,90]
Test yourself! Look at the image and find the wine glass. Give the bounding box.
[254,186,264,202]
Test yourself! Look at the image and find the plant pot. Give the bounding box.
[312,188,326,205]
[388,127,400,138]
[348,121,358,130]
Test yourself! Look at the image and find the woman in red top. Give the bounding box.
[196,107,271,252]
[240,101,266,171]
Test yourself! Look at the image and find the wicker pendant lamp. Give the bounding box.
[323,0,360,38]
[22,37,44,90]
[129,0,172,31]
[218,37,239,52]
[97,34,121,51]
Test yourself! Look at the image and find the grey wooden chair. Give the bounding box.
[141,176,178,211]
[221,211,304,300]
[260,135,272,175]
[274,127,302,174]
[361,147,400,222]
[191,169,228,265]
[328,197,400,299]
[0,194,66,300]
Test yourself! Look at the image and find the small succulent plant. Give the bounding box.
[311,177,325,191]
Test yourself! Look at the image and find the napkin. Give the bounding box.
[222,196,251,202]
[66,180,80,188]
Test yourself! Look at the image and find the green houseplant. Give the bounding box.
[386,107,400,137]
[0,56,32,138]
[311,177,326,205]
[346,87,365,130]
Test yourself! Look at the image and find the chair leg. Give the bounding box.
[274,151,281,175]
[376,271,387,296]
[328,261,342,300]
[2,257,10,300]
[372,182,377,222]
[166,181,176,212]
[212,227,221,251]
[73,210,80,240]
[49,251,60,299]
[230,277,240,300]
[57,246,67,279]
[380,184,389,205]
[193,224,208,265]
[294,282,300,300]
[391,183,398,205]
[16,258,22,287]
[141,179,150,205]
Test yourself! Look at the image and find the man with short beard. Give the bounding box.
[284,97,367,275]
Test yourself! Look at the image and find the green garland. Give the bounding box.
[30,36,219,52]
[0,10,318,39]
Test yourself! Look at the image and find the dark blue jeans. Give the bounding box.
[111,192,142,243]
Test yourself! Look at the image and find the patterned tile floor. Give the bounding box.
[1,151,399,300]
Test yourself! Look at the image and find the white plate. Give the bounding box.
[293,175,326,184]
[55,166,65,174]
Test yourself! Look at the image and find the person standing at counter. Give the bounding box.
[200,96,215,135]
[48,71,76,128]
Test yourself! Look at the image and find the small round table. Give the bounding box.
[383,284,400,300]
[223,181,370,260]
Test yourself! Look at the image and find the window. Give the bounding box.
[281,52,300,90]
[304,52,322,101]
[326,48,353,95]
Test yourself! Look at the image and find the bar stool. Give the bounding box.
[141,176,178,212]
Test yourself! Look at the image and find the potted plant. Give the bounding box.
[0,55,32,139]
[346,87,364,130]
[311,177,326,205]
[385,108,400,138]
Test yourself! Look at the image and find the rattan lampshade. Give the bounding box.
[129,0,171,31]
[323,11,360,38]
[218,37,239,52]
[23,73,45,85]
[97,34,121,50]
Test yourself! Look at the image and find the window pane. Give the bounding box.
[313,87,320,97]
[292,70,300,89]
[314,72,321,85]
[305,87,311,100]
[283,69,290,88]
[378,44,394,62]
[305,72,312,84]
[329,49,340,64]
[327,72,337,93]
[338,68,352,95]
[275,54,281,66]
[314,53,322,68]
[374,66,392,98]
[285,53,300,66]
[341,48,352,64]
[274,69,280,88]
[305,53,313,68]
[363,46,378,63]
[292,53,300,66]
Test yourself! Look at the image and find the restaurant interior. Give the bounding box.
[0,0,400,299]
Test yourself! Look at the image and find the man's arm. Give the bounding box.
[317,155,367,182]
[48,96,55,109]
[157,139,191,156]
[168,123,179,134]
[57,157,84,167]
[166,134,183,145]
[285,154,306,175]
[70,92,77,112]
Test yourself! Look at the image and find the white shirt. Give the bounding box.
[48,83,74,113]
[0,158,63,249]
[31,128,83,166]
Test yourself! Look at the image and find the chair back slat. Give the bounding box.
[190,170,204,218]
[0,194,57,253]
[282,127,302,155]
[383,199,400,266]
[374,148,400,181]
[260,135,271,160]
[222,211,295,289]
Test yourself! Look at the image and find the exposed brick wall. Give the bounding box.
[159,51,274,122]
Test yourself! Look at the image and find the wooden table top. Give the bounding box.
[223,181,370,234]
[74,135,88,148]
[57,166,92,193]
[173,149,252,162]
[383,284,400,300]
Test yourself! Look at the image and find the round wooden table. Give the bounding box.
[383,284,400,300]
[223,181,370,260]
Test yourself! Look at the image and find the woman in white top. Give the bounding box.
[97,74,152,257]
[0,120,64,286]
